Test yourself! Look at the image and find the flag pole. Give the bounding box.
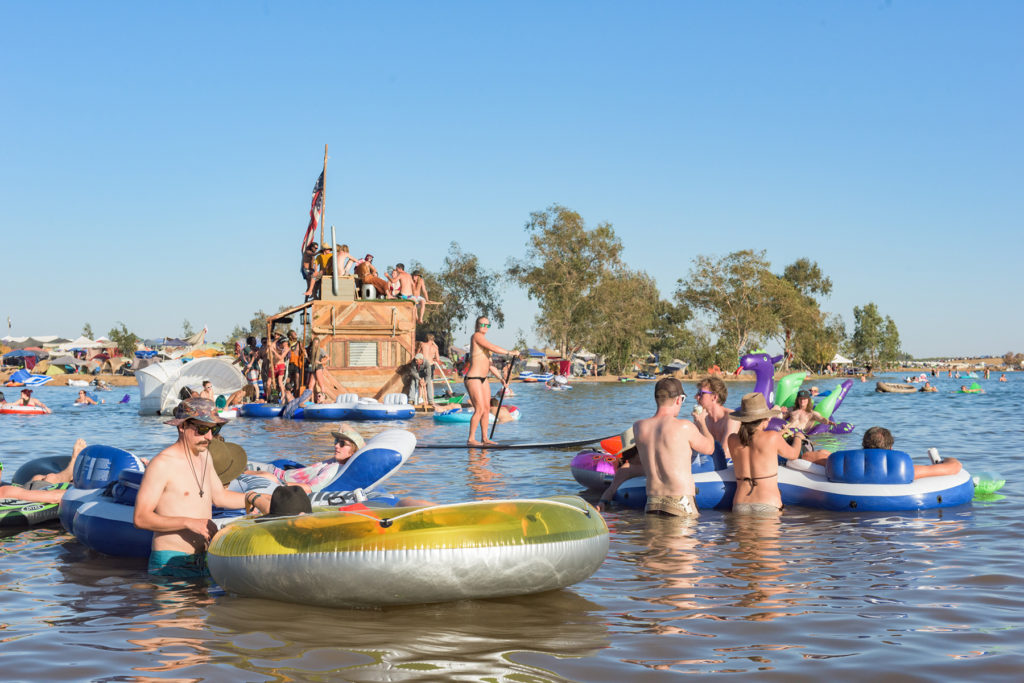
[319,144,328,247]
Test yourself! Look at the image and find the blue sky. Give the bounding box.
[2,2,1021,357]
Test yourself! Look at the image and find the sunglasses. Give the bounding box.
[188,421,221,436]
[479,323,491,328]
[696,389,715,398]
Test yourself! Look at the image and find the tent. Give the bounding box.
[831,353,853,364]
[60,336,103,351]
[525,348,546,358]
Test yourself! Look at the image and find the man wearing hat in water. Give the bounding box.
[600,378,714,517]
[134,398,251,578]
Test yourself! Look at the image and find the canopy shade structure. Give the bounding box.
[831,354,853,364]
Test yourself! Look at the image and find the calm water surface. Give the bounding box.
[2,374,1022,680]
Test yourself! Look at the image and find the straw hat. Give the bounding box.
[728,393,782,423]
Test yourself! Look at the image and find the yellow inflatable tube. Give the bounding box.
[207,495,609,607]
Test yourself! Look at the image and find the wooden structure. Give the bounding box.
[268,283,417,399]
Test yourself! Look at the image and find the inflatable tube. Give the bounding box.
[812,381,851,420]
[239,403,284,418]
[58,445,145,537]
[0,403,48,415]
[12,455,71,485]
[207,495,608,607]
[572,442,728,491]
[301,401,358,421]
[774,372,808,408]
[433,405,520,424]
[611,449,974,512]
[350,395,415,421]
[876,382,917,394]
[0,483,70,527]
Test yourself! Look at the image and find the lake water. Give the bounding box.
[2,373,1022,680]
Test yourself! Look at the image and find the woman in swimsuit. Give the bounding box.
[727,393,804,516]
[464,316,513,446]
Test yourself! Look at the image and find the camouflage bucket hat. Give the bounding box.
[164,397,228,427]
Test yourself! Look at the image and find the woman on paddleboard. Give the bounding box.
[464,316,512,446]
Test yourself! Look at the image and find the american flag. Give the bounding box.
[301,171,324,250]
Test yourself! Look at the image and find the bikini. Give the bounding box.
[738,472,777,495]
[465,376,487,383]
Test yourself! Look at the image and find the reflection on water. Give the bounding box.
[2,378,1024,678]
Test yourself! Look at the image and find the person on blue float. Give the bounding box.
[0,439,88,504]
[727,393,805,517]
[464,316,513,446]
[134,398,252,578]
[773,424,962,481]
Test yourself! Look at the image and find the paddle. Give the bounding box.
[488,359,516,440]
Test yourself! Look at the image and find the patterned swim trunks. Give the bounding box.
[645,494,699,517]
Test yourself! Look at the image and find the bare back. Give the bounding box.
[634,415,713,498]
[728,429,800,508]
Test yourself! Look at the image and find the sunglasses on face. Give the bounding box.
[697,390,715,398]
[188,421,220,436]
[479,323,490,328]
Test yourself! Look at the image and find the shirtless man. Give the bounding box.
[410,270,432,323]
[199,380,215,401]
[354,254,389,298]
[598,378,714,516]
[16,389,50,413]
[133,398,250,578]
[464,316,513,446]
[415,333,442,404]
[784,389,832,433]
[691,377,737,459]
[786,425,963,484]
[727,393,804,516]
[390,263,415,299]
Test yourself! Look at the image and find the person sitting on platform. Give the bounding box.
[354,254,389,299]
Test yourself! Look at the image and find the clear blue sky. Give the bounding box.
[2,2,1021,357]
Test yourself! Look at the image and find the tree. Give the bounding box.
[674,250,780,366]
[580,269,664,374]
[227,306,292,343]
[82,322,94,339]
[507,205,623,355]
[412,243,504,354]
[792,313,846,373]
[850,303,901,367]
[107,322,140,358]
[182,319,195,337]
[774,258,833,370]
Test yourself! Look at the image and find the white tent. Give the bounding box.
[831,353,853,364]
[137,359,185,415]
[59,335,103,351]
[158,357,244,415]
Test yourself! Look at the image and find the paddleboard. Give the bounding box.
[416,435,614,450]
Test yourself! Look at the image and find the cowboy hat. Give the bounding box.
[728,393,782,423]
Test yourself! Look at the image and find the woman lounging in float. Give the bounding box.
[464,316,512,446]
